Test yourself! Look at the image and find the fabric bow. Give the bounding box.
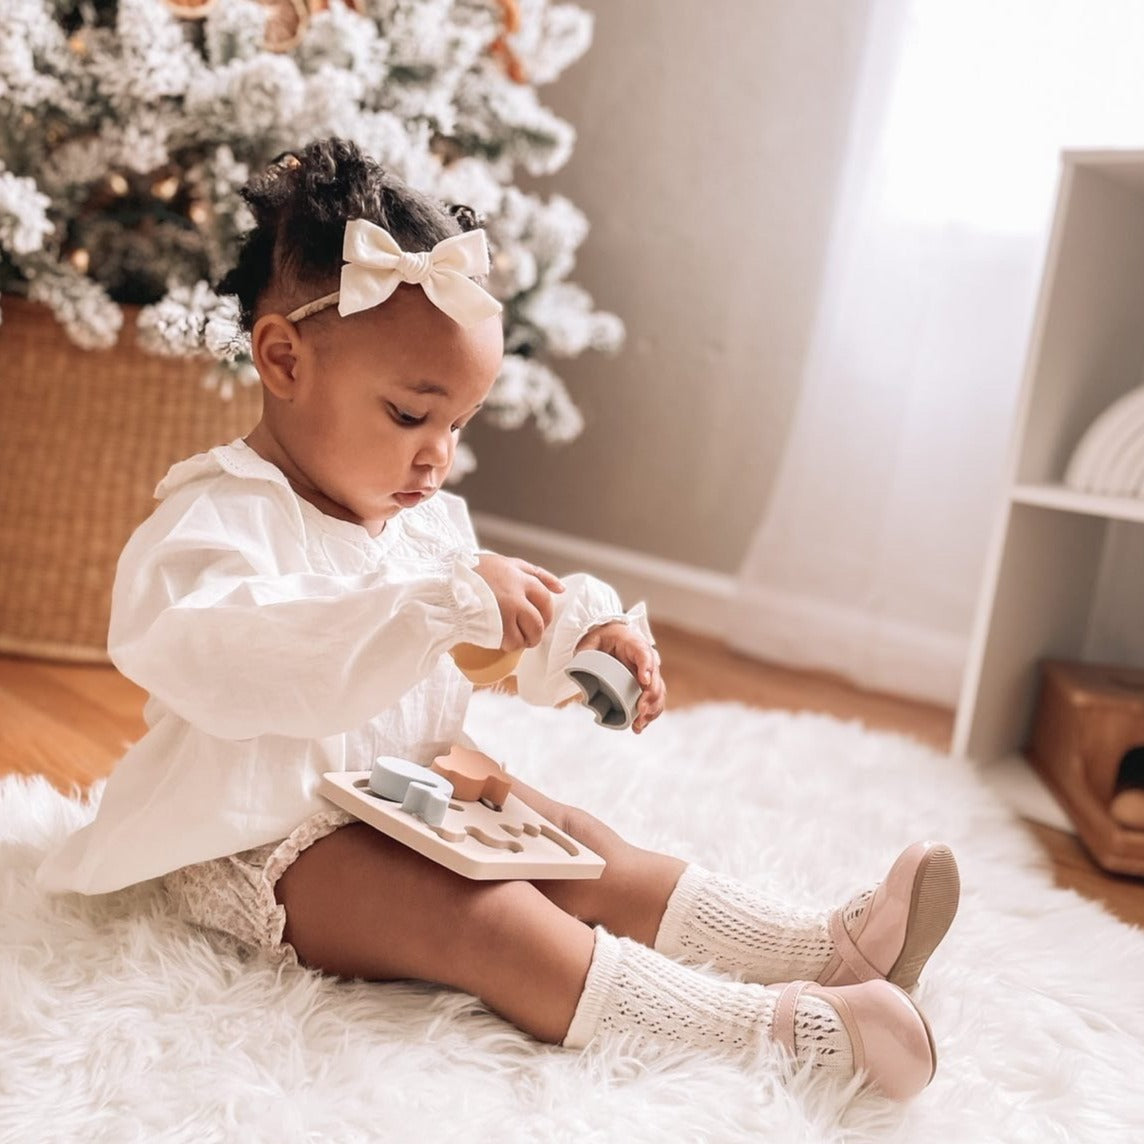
[337,219,503,328]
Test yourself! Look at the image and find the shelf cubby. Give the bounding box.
[954,151,1144,831]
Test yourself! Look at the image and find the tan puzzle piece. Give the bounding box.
[319,770,606,881]
[450,643,522,684]
[430,744,512,805]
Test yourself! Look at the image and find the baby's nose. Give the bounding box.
[415,431,452,467]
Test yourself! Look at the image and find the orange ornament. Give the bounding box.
[488,0,527,83]
[256,0,310,51]
[164,0,318,52]
[162,0,218,16]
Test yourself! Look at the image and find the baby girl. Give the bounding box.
[38,137,958,1102]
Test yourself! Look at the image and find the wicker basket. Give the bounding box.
[0,294,262,663]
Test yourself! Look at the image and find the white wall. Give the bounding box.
[462,1,872,586]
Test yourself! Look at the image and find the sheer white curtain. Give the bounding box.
[732,0,1144,706]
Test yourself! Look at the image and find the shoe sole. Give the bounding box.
[887,844,960,991]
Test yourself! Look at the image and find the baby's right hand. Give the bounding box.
[474,553,565,651]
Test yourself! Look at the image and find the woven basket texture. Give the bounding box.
[0,294,261,663]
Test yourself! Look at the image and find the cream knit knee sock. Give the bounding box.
[563,927,854,1079]
[654,865,874,985]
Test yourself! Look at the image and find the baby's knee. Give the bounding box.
[511,780,617,852]
[546,801,626,862]
[435,877,579,995]
[453,877,544,945]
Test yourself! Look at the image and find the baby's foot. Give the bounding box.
[772,978,937,1101]
[817,842,960,991]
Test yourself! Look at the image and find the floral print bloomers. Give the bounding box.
[162,808,356,967]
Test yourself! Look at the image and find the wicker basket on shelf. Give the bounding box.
[0,294,261,663]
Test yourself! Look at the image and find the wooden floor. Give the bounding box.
[2,625,1142,927]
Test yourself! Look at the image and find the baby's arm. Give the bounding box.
[438,494,662,724]
[472,551,564,650]
[109,512,502,742]
[511,572,657,709]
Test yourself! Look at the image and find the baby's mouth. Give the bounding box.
[393,487,436,506]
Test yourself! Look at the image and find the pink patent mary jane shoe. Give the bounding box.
[771,979,938,1102]
[818,841,960,991]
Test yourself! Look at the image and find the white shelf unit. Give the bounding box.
[954,150,1144,827]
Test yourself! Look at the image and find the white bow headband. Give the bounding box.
[284,218,503,329]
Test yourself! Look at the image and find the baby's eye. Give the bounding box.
[388,404,426,427]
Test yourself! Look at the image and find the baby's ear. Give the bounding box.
[251,313,303,400]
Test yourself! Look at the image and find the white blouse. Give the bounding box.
[37,441,651,895]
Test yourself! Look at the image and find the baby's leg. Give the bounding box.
[510,774,838,974]
[275,819,936,1098]
[274,822,594,1043]
[507,776,686,947]
[510,780,959,991]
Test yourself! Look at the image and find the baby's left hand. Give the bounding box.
[575,621,666,734]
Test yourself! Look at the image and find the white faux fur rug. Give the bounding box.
[4,695,1144,1143]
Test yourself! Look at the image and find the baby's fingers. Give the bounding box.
[632,668,666,734]
[633,642,660,688]
[525,562,565,593]
[515,603,547,648]
[525,576,556,630]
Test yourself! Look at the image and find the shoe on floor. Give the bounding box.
[772,978,938,1101]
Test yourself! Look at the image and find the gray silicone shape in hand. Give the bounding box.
[564,649,643,731]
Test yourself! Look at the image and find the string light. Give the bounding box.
[152,176,180,201]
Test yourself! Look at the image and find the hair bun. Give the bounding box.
[221,135,475,331]
[447,203,483,232]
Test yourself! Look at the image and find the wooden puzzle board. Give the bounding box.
[319,771,606,881]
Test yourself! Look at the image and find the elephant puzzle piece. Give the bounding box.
[319,747,606,881]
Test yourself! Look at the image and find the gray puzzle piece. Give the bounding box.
[564,649,643,731]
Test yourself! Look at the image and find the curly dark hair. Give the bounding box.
[217,137,484,331]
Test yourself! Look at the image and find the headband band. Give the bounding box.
[284,219,503,329]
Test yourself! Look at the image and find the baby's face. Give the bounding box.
[278,285,504,533]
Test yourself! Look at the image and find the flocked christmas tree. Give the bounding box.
[0,0,621,477]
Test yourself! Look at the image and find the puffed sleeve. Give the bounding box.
[511,572,655,707]
[108,491,502,741]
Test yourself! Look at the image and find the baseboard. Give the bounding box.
[728,581,967,708]
[470,512,735,636]
[472,512,967,707]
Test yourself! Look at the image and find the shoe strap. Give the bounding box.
[770,981,809,1057]
[829,908,880,982]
